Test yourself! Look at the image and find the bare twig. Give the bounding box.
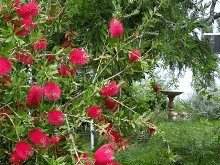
[109,97,137,114]
[104,64,132,82]
[64,114,79,158]
[61,90,87,108]
[92,42,109,84]
[207,0,217,24]
[0,134,15,141]
[0,102,13,110]
[2,113,20,141]
[67,114,107,131]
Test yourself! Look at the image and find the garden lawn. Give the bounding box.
[115,119,220,165]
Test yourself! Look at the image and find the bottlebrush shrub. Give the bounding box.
[153,84,159,93]
[105,99,118,113]
[100,81,120,97]
[88,106,102,119]
[129,48,141,62]
[69,49,89,65]
[10,152,24,164]
[0,57,12,76]
[59,65,77,78]
[48,110,64,125]
[50,136,60,145]
[94,144,114,164]
[15,141,34,160]
[21,19,35,30]
[33,40,47,51]
[17,1,40,19]
[0,77,12,87]
[29,129,50,147]
[15,51,34,65]
[75,153,91,165]
[109,18,124,37]
[44,82,61,101]
[13,21,29,36]
[46,55,55,61]
[26,84,43,106]
[0,0,162,164]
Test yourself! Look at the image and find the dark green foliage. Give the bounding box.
[63,0,219,88]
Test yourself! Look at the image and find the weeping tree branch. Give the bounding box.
[207,0,217,24]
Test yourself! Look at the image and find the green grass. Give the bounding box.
[115,118,220,165]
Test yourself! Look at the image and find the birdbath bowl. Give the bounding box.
[159,90,184,119]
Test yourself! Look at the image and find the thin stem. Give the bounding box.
[104,64,132,82]
[61,90,87,108]
[0,134,15,141]
[7,106,20,118]
[0,102,13,110]
[92,41,109,84]
[64,114,79,158]
[67,114,106,131]
[109,97,137,114]
[93,53,118,83]
[2,113,20,141]
[92,58,102,84]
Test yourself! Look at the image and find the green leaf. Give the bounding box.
[5,36,13,43]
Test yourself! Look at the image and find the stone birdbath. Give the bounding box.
[159,90,184,119]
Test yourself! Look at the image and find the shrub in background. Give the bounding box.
[174,92,220,120]
[128,77,168,114]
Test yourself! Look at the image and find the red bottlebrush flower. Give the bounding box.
[153,84,159,93]
[48,110,64,126]
[105,99,118,113]
[13,21,29,36]
[16,103,26,109]
[58,135,66,142]
[4,14,13,21]
[27,84,43,106]
[107,130,123,143]
[88,106,102,119]
[0,109,11,121]
[21,19,35,30]
[10,152,24,164]
[75,153,91,165]
[147,119,153,124]
[44,82,61,101]
[29,129,50,146]
[33,40,47,51]
[14,3,21,9]
[129,48,141,62]
[94,145,114,164]
[100,81,119,97]
[50,136,60,145]
[69,49,89,65]
[0,57,12,76]
[147,126,157,134]
[0,6,4,12]
[59,65,77,78]
[109,18,123,37]
[15,141,34,159]
[1,77,12,86]
[17,1,40,19]
[46,55,54,61]
[15,52,34,65]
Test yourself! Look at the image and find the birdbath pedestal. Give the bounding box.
[159,90,184,119]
